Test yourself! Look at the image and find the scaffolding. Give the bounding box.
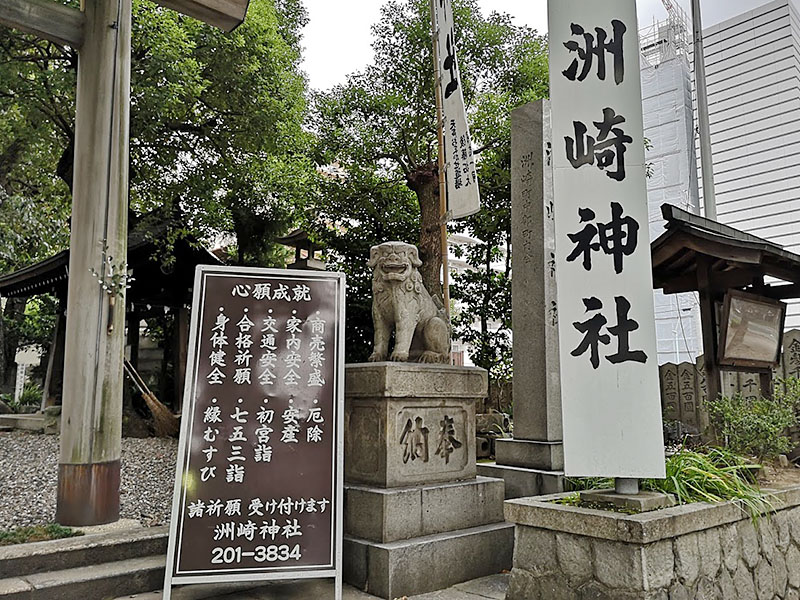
[639,1,691,67]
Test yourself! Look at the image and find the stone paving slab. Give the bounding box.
[451,574,508,598]
[115,574,509,600]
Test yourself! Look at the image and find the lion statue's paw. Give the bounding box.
[418,351,447,364]
[368,352,387,363]
[390,351,410,362]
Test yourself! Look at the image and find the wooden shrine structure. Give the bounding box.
[652,204,800,403]
[0,0,249,525]
[0,216,222,412]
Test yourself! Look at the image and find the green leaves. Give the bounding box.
[705,379,800,462]
[1,0,313,269]
[0,190,69,273]
[128,0,313,264]
[311,0,548,365]
[643,447,774,523]
[567,448,776,522]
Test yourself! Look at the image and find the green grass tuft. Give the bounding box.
[0,524,83,546]
[642,447,775,523]
[564,448,776,523]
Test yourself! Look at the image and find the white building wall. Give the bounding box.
[641,46,704,363]
[698,0,800,329]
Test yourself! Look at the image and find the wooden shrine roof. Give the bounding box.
[652,204,800,300]
[0,217,222,307]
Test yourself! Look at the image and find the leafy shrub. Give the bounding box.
[706,378,800,461]
[19,382,43,410]
[0,383,43,413]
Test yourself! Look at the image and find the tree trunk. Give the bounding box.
[57,136,75,193]
[407,163,443,303]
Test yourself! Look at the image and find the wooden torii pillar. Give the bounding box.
[0,0,249,526]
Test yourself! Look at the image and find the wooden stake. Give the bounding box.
[429,0,451,323]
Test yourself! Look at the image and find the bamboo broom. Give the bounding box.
[123,358,180,437]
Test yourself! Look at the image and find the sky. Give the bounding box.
[300,0,774,90]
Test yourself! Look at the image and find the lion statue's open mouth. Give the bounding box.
[379,262,410,280]
[367,242,451,364]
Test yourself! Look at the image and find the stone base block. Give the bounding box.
[477,462,565,499]
[346,363,486,488]
[343,522,514,599]
[580,489,676,512]
[345,476,505,543]
[495,438,563,471]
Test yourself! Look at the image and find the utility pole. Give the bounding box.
[691,0,717,220]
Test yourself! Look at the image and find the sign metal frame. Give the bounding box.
[163,265,345,599]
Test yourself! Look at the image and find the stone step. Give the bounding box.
[116,580,329,600]
[476,462,565,499]
[0,526,168,578]
[0,415,45,433]
[0,554,164,600]
[344,521,514,599]
[345,477,505,544]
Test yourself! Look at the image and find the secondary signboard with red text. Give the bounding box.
[548,0,665,479]
[164,266,345,598]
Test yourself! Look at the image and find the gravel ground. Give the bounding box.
[0,431,178,529]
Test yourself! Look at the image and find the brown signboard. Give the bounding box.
[164,266,345,596]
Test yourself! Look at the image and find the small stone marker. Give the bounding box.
[13,347,41,404]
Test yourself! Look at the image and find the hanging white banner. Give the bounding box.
[432,0,480,220]
[549,0,665,478]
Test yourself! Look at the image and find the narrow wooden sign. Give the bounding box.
[164,266,345,598]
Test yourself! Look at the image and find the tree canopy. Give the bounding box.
[0,0,314,387]
[311,0,548,367]
[0,0,313,270]
[128,0,314,266]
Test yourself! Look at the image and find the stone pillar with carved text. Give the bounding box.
[476,100,566,498]
[342,363,513,599]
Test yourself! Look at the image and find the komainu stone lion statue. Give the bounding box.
[367,241,451,364]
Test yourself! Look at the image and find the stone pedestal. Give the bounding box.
[343,363,513,599]
[504,487,800,599]
[479,99,567,498]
